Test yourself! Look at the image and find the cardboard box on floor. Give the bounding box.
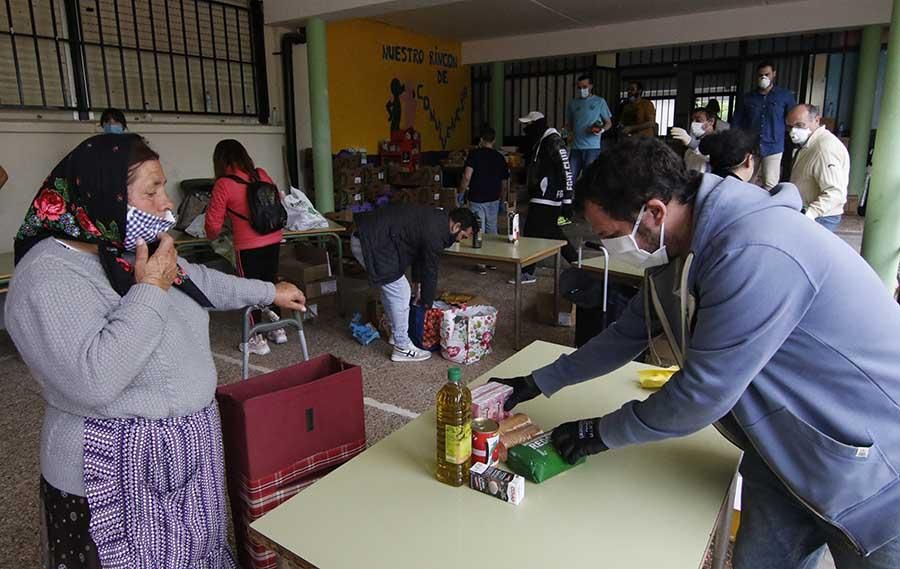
[305,277,338,300]
[279,245,332,285]
[535,292,576,327]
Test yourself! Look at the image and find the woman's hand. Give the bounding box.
[274,281,307,312]
[135,233,178,291]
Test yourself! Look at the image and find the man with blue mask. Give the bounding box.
[100,108,128,134]
[489,136,900,568]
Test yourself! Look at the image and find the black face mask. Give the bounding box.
[446,230,460,246]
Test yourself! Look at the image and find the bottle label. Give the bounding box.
[445,423,472,464]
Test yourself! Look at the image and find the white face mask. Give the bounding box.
[690,122,706,138]
[790,127,812,146]
[600,205,669,270]
[758,76,772,90]
[579,87,591,99]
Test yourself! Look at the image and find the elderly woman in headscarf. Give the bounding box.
[5,134,306,568]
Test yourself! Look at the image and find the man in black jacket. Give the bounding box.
[513,111,579,285]
[351,204,477,362]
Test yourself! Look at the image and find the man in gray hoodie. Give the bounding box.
[492,137,900,567]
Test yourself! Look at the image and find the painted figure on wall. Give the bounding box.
[387,78,405,131]
[386,77,418,133]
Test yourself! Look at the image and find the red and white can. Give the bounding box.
[472,418,500,466]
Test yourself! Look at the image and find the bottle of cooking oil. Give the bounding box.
[436,367,472,486]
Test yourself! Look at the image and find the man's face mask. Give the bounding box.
[790,127,812,146]
[690,122,707,139]
[600,205,669,269]
[758,76,772,90]
[579,87,591,99]
[103,123,124,134]
[124,205,176,251]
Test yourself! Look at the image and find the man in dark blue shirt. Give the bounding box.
[733,61,797,190]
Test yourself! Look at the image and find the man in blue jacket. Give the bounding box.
[492,137,900,567]
[733,60,796,190]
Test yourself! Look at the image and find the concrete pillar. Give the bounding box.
[848,26,882,196]
[861,0,900,289]
[306,17,334,213]
[491,61,505,147]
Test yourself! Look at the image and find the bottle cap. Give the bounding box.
[447,367,462,382]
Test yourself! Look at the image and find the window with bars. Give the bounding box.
[1,0,259,116]
[0,0,75,108]
[693,72,738,122]
[620,76,677,136]
[471,56,618,143]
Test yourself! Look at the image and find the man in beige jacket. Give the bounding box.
[786,104,849,232]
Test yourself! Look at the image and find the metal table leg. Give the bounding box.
[553,249,561,322]
[711,473,739,569]
[515,262,522,350]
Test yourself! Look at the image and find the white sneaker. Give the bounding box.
[239,334,271,356]
[507,274,537,285]
[391,344,432,362]
[267,328,288,345]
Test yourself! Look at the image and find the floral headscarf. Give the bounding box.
[14,133,213,307]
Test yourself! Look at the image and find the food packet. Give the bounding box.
[637,366,679,389]
[505,432,584,483]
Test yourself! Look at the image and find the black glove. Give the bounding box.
[561,204,574,219]
[488,375,542,411]
[551,418,609,464]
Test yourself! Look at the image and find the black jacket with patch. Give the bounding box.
[526,128,573,208]
[355,204,453,307]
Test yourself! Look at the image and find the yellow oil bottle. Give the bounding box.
[435,367,472,486]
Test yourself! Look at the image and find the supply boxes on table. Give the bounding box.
[216,355,367,569]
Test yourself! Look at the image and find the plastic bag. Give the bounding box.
[440,305,498,365]
[505,432,584,483]
[409,300,450,351]
[185,212,207,238]
[284,187,328,231]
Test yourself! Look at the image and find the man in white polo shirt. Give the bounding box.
[786,104,850,232]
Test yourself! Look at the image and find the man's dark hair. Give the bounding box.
[479,125,496,143]
[577,73,593,84]
[757,60,776,72]
[580,137,700,221]
[699,129,757,176]
[705,98,721,115]
[450,207,479,232]
[691,107,713,122]
[100,108,127,128]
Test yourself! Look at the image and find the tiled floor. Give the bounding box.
[0,212,863,568]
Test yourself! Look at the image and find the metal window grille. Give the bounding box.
[78,0,256,115]
[620,76,677,136]
[471,55,617,144]
[693,71,738,122]
[2,0,259,116]
[1,0,76,108]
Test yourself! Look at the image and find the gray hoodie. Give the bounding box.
[534,174,900,555]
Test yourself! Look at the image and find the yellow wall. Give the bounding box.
[327,19,471,153]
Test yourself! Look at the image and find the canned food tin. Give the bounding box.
[472,418,500,466]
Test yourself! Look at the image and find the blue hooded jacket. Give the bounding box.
[533,174,900,555]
